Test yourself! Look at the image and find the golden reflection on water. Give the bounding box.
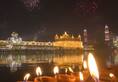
[53,55,83,65]
[0,54,82,65]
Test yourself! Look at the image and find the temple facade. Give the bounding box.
[0,32,84,58]
[0,32,83,49]
[53,32,83,48]
[0,32,84,67]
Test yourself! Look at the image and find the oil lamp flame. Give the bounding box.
[36,66,42,76]
[88,53,99,81]
[65,68,68,73]
[53,66,59,74]
[83,60,87,69]
[68,67,73,73]
[24,73,30,81]
[109,73,114,78]
[79,72,84,81]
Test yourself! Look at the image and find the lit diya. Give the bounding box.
[99,68,118,82]
[34,66,59,82]
[17,73,32,82]
[34,66,42,82]
[83,60,87,70]
[72,71,85,82]
[41,66,59,82]
[53,66,59,78]
[57,74,76,82]
[79,71,84,82]
[57,67,76,82]
[87,53,99,82]
[108,73,118,82]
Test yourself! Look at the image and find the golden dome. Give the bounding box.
[55,34,59,39]
[53,32,83,48]
[55,32,81,41]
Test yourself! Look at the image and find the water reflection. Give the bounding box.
[0,53,82,72]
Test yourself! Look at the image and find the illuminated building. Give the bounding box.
[0,32,84,67]
[113,36,118,48]
[83,29,90,61]
[105,25,110,42]
[53,32,83,48]
[7,32,22,44]
[0,32,84,51]
[104,25,118,66]
[112,35,118,65]
[83,29,88,52]
[83,29,88,44]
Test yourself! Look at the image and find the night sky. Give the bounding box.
[0,0,118,41]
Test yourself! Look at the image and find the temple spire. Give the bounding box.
[105,25,110,41]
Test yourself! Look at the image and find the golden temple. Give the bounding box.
[53,32,83,48]
[0,32,84,50]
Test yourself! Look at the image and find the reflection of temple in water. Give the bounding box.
[0,53,82,65]
[0,53,83,72]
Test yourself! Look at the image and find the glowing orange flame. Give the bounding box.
[88,53,99,80]
[24,73,30,81]
[53,66,59,74]
[109,73,114,78]
[65,68,68,73]
[83,60,87,69]
[79,72,84,81]
[36,66,42,76]
[68,67,73,73]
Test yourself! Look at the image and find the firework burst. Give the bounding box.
[21,0,40,11]
[73,0,98,16]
